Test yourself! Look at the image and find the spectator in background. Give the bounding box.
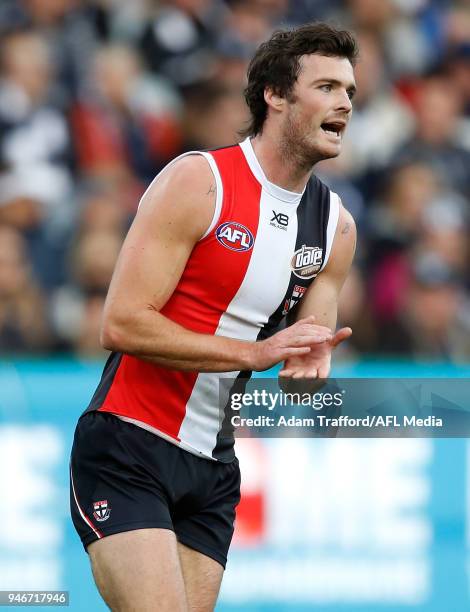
[73,292,108,357]
[71,230,122,296]
[212,39,250,87]
[346,0,436,77]
[77,183,130,234]
[0,0,100,99]
[383,252,470,360]
[448,44,470,115]
[366,161,439,323]
[445,43,470,153]
[140,0,227,87]
[0,225,50,352]
[0,30,75,289]
[73,45,181,206]
[211,0,292,88]
[182,80,249,150]
[394,72,470,197]
[69,230,122,357]
[223,0,281,47]
[419,194,468,277]
[346,0,397,38]
[446,1,470,49]
[364,153,470,362]
[285,0,343,24]
[51,186,127,355]
[0,30,74,230]
[51,229,122,356]
[84,0,150,44]
[72,43,182,208]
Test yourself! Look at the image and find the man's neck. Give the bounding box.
[250,132,315,193]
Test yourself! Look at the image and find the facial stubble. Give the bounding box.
[279,96,340,170]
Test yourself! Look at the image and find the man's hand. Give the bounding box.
[278,325,352,379]
[250,316,334,372]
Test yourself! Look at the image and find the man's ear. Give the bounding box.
[264,87,284,111]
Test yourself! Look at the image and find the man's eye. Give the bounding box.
[320,84,332,92]
[347,90,355,100]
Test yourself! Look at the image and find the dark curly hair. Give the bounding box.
[241,23,359,137]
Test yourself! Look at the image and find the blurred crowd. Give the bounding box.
[0,0,469,361]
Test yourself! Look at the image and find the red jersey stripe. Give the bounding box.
[98,146,262,440]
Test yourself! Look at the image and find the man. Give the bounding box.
[70,22,358,612]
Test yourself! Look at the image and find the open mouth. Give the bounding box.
[321,122,344,138]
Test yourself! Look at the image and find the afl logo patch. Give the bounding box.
[291,245,323,279]
[216,222,254,252]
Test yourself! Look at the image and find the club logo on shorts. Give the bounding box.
[93,499,111,522]
[291,245,323,279]
[216,222,254,252]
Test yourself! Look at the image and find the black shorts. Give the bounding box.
[70,411,241,568]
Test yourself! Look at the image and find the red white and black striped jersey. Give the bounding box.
[85,138,340,462]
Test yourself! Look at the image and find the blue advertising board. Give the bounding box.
[0,359,469,611]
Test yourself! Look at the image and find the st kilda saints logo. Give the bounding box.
[216,221,254,252]
[282,284,307,315]
[291,245,323,279]
[93,499,111,522]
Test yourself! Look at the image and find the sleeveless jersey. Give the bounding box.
[84,138,340,462]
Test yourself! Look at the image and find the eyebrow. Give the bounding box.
[313,78,357,95]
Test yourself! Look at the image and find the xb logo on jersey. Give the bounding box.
[93,499,111,522]
[270,211,289,231]
[216,221,254,252]
[291,245,323,279]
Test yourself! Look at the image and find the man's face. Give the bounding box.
[280,54,356,164]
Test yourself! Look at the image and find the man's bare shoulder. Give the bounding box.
[321,200,356,279]
[337,203,356,239]
[137,154,217,241]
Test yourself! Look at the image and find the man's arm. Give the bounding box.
[101,155,329,373]
[280,203,356,379]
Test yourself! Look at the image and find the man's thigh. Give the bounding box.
[70,411,240,609]
[88,528,188,612]
[172,457,241,611]
[178,543,224,612]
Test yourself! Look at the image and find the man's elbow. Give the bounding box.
[100,315,131,353]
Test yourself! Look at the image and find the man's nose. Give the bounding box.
[336,90,353,113]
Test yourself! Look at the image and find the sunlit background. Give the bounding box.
[0,0,469,610]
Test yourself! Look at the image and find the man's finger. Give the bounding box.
[291,369,319,379]
[281,347,311,358]
[317,364,330,378]
[297,323,331,334]
[285,333,331,347]
[330,327,352,347]
[295,315,316,325]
